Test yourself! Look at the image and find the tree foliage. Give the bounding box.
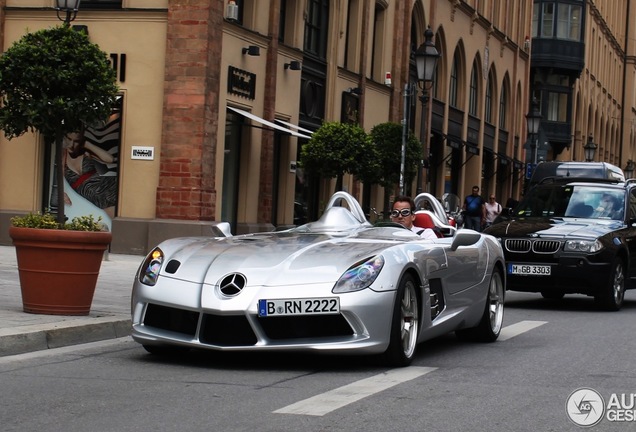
[300,121,380,191]
[0,25,118,140]
[0,25,119,226]
[370,122,423,190]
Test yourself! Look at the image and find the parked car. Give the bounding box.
[527,161,625,190]
[484,177,636,310]
[131,191,506,366]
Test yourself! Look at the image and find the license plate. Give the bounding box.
[507,263,551,276]
[258,297,340,317]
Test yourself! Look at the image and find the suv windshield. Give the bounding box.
[515,184,624,220]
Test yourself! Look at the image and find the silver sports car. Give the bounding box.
[131,192,506,366]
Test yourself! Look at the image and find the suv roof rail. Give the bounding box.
[537,176,621,186]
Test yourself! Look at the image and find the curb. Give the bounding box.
[0,316,131,357]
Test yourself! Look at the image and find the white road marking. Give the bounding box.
[498,320,547,341]
[274,366,436,416]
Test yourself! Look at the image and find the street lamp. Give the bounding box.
[414,27,440,195]
[525,98,541,165]
[624,160,635,179]
[583,134,597,162]
[55,0,81,25]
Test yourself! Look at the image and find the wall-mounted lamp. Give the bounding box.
[347,87,363,95]
[226,0,239,22]
[284,61,302,71]
[242,45,260,56]
[55,0,81,25]
[624,160,635,179]
[584,134,597,162]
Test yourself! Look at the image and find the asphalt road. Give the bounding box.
[1,290,635,432]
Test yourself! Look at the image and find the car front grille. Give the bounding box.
[505,239,531,252]
[505,239,561,254]
[142,303,354,346]
[532,240,561,253]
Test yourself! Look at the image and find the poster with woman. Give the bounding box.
[47,98,122,231]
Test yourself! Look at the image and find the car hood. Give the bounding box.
[156,229,414,286]
[485,217,623,239]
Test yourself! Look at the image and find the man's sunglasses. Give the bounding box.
[390,209,412,217]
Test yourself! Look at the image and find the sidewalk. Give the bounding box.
[0,245,142,356]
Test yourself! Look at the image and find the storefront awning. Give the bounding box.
[228,106,312,139]
[274,119,315,135]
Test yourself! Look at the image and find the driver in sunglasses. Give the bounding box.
[389,195,438,239]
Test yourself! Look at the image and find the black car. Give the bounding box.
[484,177,636,310]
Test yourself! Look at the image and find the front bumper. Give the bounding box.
[505,255,612,294]
[131,277,397,355]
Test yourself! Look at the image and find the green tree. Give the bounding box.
[300,121,380,193]
[370,122,423,212]
[0,25,119,226]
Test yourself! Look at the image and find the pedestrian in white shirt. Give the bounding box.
[484,195,501,228]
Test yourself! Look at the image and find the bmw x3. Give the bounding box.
[485,177,636,310]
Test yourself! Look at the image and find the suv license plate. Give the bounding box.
[508,264,551,276]
[258,298,340,317]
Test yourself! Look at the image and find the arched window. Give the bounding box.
[469,64,478,116]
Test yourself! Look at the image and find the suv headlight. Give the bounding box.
[564,239,603,253]
[333,256,384,293]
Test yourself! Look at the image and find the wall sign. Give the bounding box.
[228,66,256,99]
[131,146,154,160]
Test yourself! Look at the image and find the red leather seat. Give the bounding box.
[413,212,443,238]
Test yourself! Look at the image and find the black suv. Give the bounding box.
[484,177,636,310]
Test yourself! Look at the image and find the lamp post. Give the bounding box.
[55,0,81,25]
[624,160,635,179]
[584,134,597,162]
[525,98,541,165]
[414,27,440,195]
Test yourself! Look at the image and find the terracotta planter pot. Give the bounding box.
[9,226,113,315]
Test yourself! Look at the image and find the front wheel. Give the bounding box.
[595,258,625,311]
[383,274,420,367]
[456,269,505,342]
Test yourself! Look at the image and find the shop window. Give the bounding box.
[547,91,568,122]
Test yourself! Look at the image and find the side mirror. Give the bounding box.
[450,230,481,251]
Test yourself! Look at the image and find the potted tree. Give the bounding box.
[369,122,423,213]
[300,121,380,193]
[0,25,118,315]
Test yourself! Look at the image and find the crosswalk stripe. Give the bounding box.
[274,366,437,416]
[498,320,547,341]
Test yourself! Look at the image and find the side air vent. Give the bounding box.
[165,260,181,274]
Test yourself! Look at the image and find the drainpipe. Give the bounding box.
[620,0,631,167]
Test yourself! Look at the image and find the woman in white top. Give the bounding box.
[484,195,502,228]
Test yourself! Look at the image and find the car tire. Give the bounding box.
[383,274,419,367]
[540,290,565,300]
[595,257,625,311]
[456,269,505,342]
[142,344,189,356]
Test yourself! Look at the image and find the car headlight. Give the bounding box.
[564,239,603,253]
[333,256,385,293]
[139,247,164,286]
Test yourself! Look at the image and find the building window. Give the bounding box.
[547,91,567,122]
[370,2,387,82]
[541,3,555,37]
[557,3,582,41]
[485,75,493,124]
[304,0,329,58]
[499,85,507,129]
[449,56,459,108]
[469,64,478,116]
[279,0,287,43]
